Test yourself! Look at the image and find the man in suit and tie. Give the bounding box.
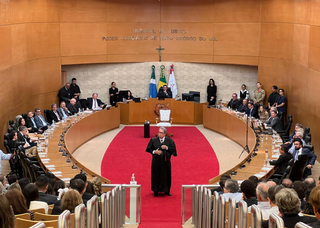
[18,126,37,157]
[35,176,58,205]
[146,126,177,197]
[47,103,62,124]
[269,144,293,175]
[25,111,42,133]
[227,93,241,110]
[246,102,258,118]
[87,93,105,110]
[67,98,78,115]
[292,138,317,177]
[34,108,49,131]
[264,110,283,132]
[58,83,71,104]
[57,101,71,119]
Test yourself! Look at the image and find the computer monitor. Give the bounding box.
[189,91,200,103]
[182,93,194,101]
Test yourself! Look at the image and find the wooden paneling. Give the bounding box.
[11,24,27,65]
[161,0,214,23]
[60,23,107,56]
[106,54,158,63]
[61,55,107,65]
[106,23,160,55]
[214,56,258,66]
[214,0,260,23]
[0,68,13,115]
[10,0,28,24]
[310,0,320,26]
[309,25,320,72]
[214,23,260,57]
[0,0,11,25]
[259,23,293,60]
[107,0,160,23]
[162,54,214,64]
[60,0,107,23]
[307,69,320,117]
[288,62,309,106]
[292,24,310,66]
[160,23,214,55]
[26,23,60,60]
[0,25,11,71]
[28,0,60,23]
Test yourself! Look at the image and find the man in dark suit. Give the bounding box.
[57,101,71,120]
[264,110,283,132]
[73,173,95,201]
[47,103,62,124]
[87,93,105,110]
[18,126,37,157]
[246,102,258,118]
[269,144,293,174]
[70,78,81,100]
[35,176,58,205]
[292,138,317,177]
[58,83,71,104]
[146,126,177,196]
[34,108,49,131]
[227,93,241,110]
[25,111,42,133]
[238,99,249,113]
[67,98,78,115]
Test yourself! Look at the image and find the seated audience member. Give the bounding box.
[238,84,249,102]
[227,93,241,110]
[258,106,269,122]
[267,180,277,187]
[92,177,103,197]
[248,176,259,188]
[249,182,271,219]
[60,189,83,214]
[47,103,62,124]
[87,93,105,110]
[304,178,316,190]
[34,108,49,131]
[70,78,81,100]
[58,83,71,104]
[7,131,19,151]
[291,138,317,177]
[237,99,248,113]
[19,177,30,192]
[18,126,37,157]
[7,174,18,185]
[74,173,95,201]
[25,111,42,133]
[264,110,283,132]
[211,174,231,194]
[0,182,4,195]
[292,181,307,210]
[290,123,304,141]
[282,178,293,188]
[262,185,284,221]
[262,188,317,228]
[269,144,293,175]
[157,85,172,99]
[35,176,57,205]
[67,98,78,115]
[246,102,258,118]
[53,180,66,197]
[86,181,95,195]
[0,174,7,194]
[57,101,71,119]
[307,186,320,223]
[5,188,34,220]
[23,183,49,214]
[302,189,314,215]
[14,115,22,130]
[222,179,242,203]
[267,85,280,109]
[8,183,21,191]
[276,88,286,120]
[240,180,257,207]
[288,131,306,154]
[52,178,88,215]
[18,118,32,133]
[0,150,14,174]
[253,82,266,106]
[0,195,15,228]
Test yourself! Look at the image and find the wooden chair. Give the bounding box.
[15,213,31,220]
[15,218,58,228]
[29,207,46,214]
[48,204,54,215]
[34,212,75,228]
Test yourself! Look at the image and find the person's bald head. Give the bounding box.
[282,178,293,188]
[267,181,276,187]
[304,178,316,190]
[70,98,76,105]
[256,182,270,201]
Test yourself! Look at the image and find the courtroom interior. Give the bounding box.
[1,0,320,228]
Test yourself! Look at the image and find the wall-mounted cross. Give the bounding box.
[156,46,165,62]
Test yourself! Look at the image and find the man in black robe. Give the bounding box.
[146,126,177,197]
[70,78,81,100]
[58,83,71,104]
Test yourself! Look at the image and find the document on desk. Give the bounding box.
[261,167,273,171]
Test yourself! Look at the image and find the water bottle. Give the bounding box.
[264,148,268,166]
[130,173,137,185]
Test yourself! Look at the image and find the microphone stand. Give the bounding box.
[239,114,250,158]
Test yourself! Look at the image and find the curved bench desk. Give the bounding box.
[38,107,120,184]
[204,106,279,184]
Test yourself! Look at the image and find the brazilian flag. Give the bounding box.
[158,65,167,91]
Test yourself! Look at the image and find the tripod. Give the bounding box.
[239,114,250,158]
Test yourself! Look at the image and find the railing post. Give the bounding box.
[269,213,285,228]
[237,200,248,228]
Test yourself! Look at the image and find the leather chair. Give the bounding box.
[303,127,311,144]
[43,109,51,123]
[271,158,294,182]
[278,115,292,142]
[21,113,28,120]
[79,99,88,110]
[289,154,308,182]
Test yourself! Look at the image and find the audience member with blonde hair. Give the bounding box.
[92,177,103,197]
[8,182,21,192]
[0,195,15,228]
[5,188,34,220]
[61,189,83,213]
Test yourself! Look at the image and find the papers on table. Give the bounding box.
[272,154,280,158]
[254,172,267,178]
[261,167,273,171]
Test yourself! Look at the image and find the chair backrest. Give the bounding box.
[43,109,50,122]
[237,200,248,228]
[218,195,225,228]
[34,212,59,221]
[58,210,72,228]
[30,207,46,214]
[283,115,292,135]
[295,222,313,228]
[250,205,262,228]
[269,213,285,228]
[80,99,88,109]
[159,109,171,122]
[227,198,236,228]
[15,218,58,228]
[212,191,219,228]
[21,113,28,120]
[289,154,308,182]
[29,222,47,228]
[16,213,32,220]
[74,203,86,228]
[101,192,109,228]
[87,195,99,228]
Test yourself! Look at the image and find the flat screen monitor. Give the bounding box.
[189,91,200,103]
[182,93,194,102]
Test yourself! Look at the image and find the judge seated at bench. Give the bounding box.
[87,93,105,110]
[157,85,172,99]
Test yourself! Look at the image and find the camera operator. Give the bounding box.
[17,126,37,158]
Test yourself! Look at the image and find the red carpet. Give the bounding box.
[101,126,219,228]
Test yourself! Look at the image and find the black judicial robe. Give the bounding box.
[146,137,177,193]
